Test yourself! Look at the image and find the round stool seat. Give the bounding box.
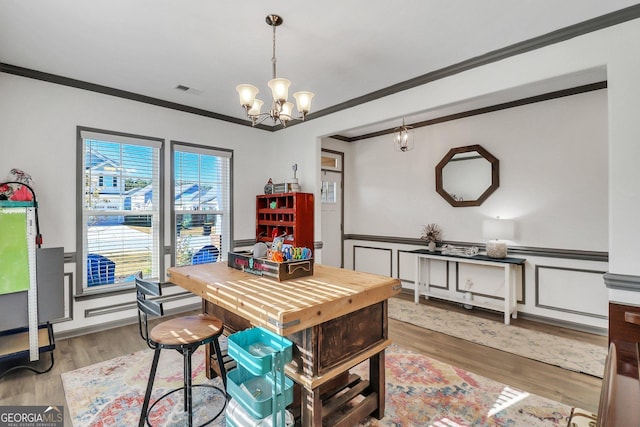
[150,314,223,347]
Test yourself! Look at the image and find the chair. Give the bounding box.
[135,272,227,427]
[87,253,115,286]
[566,342,619,427]
[596,343,617,427]
[191,245,219,265]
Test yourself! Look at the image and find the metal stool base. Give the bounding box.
[145,384,226,427]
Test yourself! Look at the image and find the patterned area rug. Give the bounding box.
[62,344,571,426]
[61,347,227,427]
[389,297,607,378]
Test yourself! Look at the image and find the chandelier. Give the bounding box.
[393,118,414,152]
[236,14,314,127]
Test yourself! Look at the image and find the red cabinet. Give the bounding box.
[256,192,314,250]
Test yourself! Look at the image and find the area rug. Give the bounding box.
[61,346,227,427]
[62,343,571,426]
[388,297,607,377]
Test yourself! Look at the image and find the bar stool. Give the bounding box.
[135,272,227,427]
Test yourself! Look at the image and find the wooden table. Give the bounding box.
[167,262,401,427]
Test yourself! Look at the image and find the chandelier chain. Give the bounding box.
[272,23,277,79]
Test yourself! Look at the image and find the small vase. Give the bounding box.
[428,241,436,251]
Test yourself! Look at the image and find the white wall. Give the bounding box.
[0,73,275,246]
[278,18,640,326]
[340,90,610,329]
[346,89,608,251]
[275,17,640,293]
[0,73,277,333]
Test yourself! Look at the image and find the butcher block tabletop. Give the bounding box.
[167,262,401,336]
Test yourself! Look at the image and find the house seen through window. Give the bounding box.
[172,143,232,267]
[78,128,163,293]
[77,130,232,294]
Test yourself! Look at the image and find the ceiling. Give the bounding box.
[1,1,638,137]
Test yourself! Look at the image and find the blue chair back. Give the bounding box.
[87,253,115,286]
[191,245,219,265]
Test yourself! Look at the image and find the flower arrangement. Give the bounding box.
[420,223,442,242]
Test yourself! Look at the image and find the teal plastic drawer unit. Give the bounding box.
[227,366,294,420]
[228,327,293,376]
[225,398,294,427]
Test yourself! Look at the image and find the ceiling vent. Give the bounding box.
[175,85,203,95]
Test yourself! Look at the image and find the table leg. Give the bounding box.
[511,265,518,319]
[414,255,420,303]
[424,258,430,300]
[504,264,512,325]
[370,350,385,419]
[300,385,323,427]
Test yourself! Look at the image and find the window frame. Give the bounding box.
[170,140,233,267]
[76,126,165,297]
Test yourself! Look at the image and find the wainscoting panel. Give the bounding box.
[456,263,525,303]
[536,265,608,318]
[425,259,449,291]
[397,249,449,290]
[345,237,608,329]
[398,250,417,285]
[56,272,74,323]
[458,263,506,299]
[353,245,392,277]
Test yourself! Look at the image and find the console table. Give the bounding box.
[412,249,525,325]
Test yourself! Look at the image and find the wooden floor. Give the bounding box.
[391,292,606,414]
[0,294,606,426]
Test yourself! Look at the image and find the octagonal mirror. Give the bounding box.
[435,144,499,207]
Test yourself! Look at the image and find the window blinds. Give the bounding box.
[173,143,232,267]
[81,129,163,288]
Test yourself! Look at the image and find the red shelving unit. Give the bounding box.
[256,192,314,250]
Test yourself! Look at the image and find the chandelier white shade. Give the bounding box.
[293,91,314,114]
[237,84,259,106]
[268,78,290,102]
[236,14,314,127]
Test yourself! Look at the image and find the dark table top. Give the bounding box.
[410,248,525,264]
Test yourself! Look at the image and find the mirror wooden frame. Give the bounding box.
[435,144,499,207]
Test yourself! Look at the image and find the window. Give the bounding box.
[77,127,163,294]
[321,180,336,203]
[321,153,341,170]
[172,142,232,267]
[321,150,342,204]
